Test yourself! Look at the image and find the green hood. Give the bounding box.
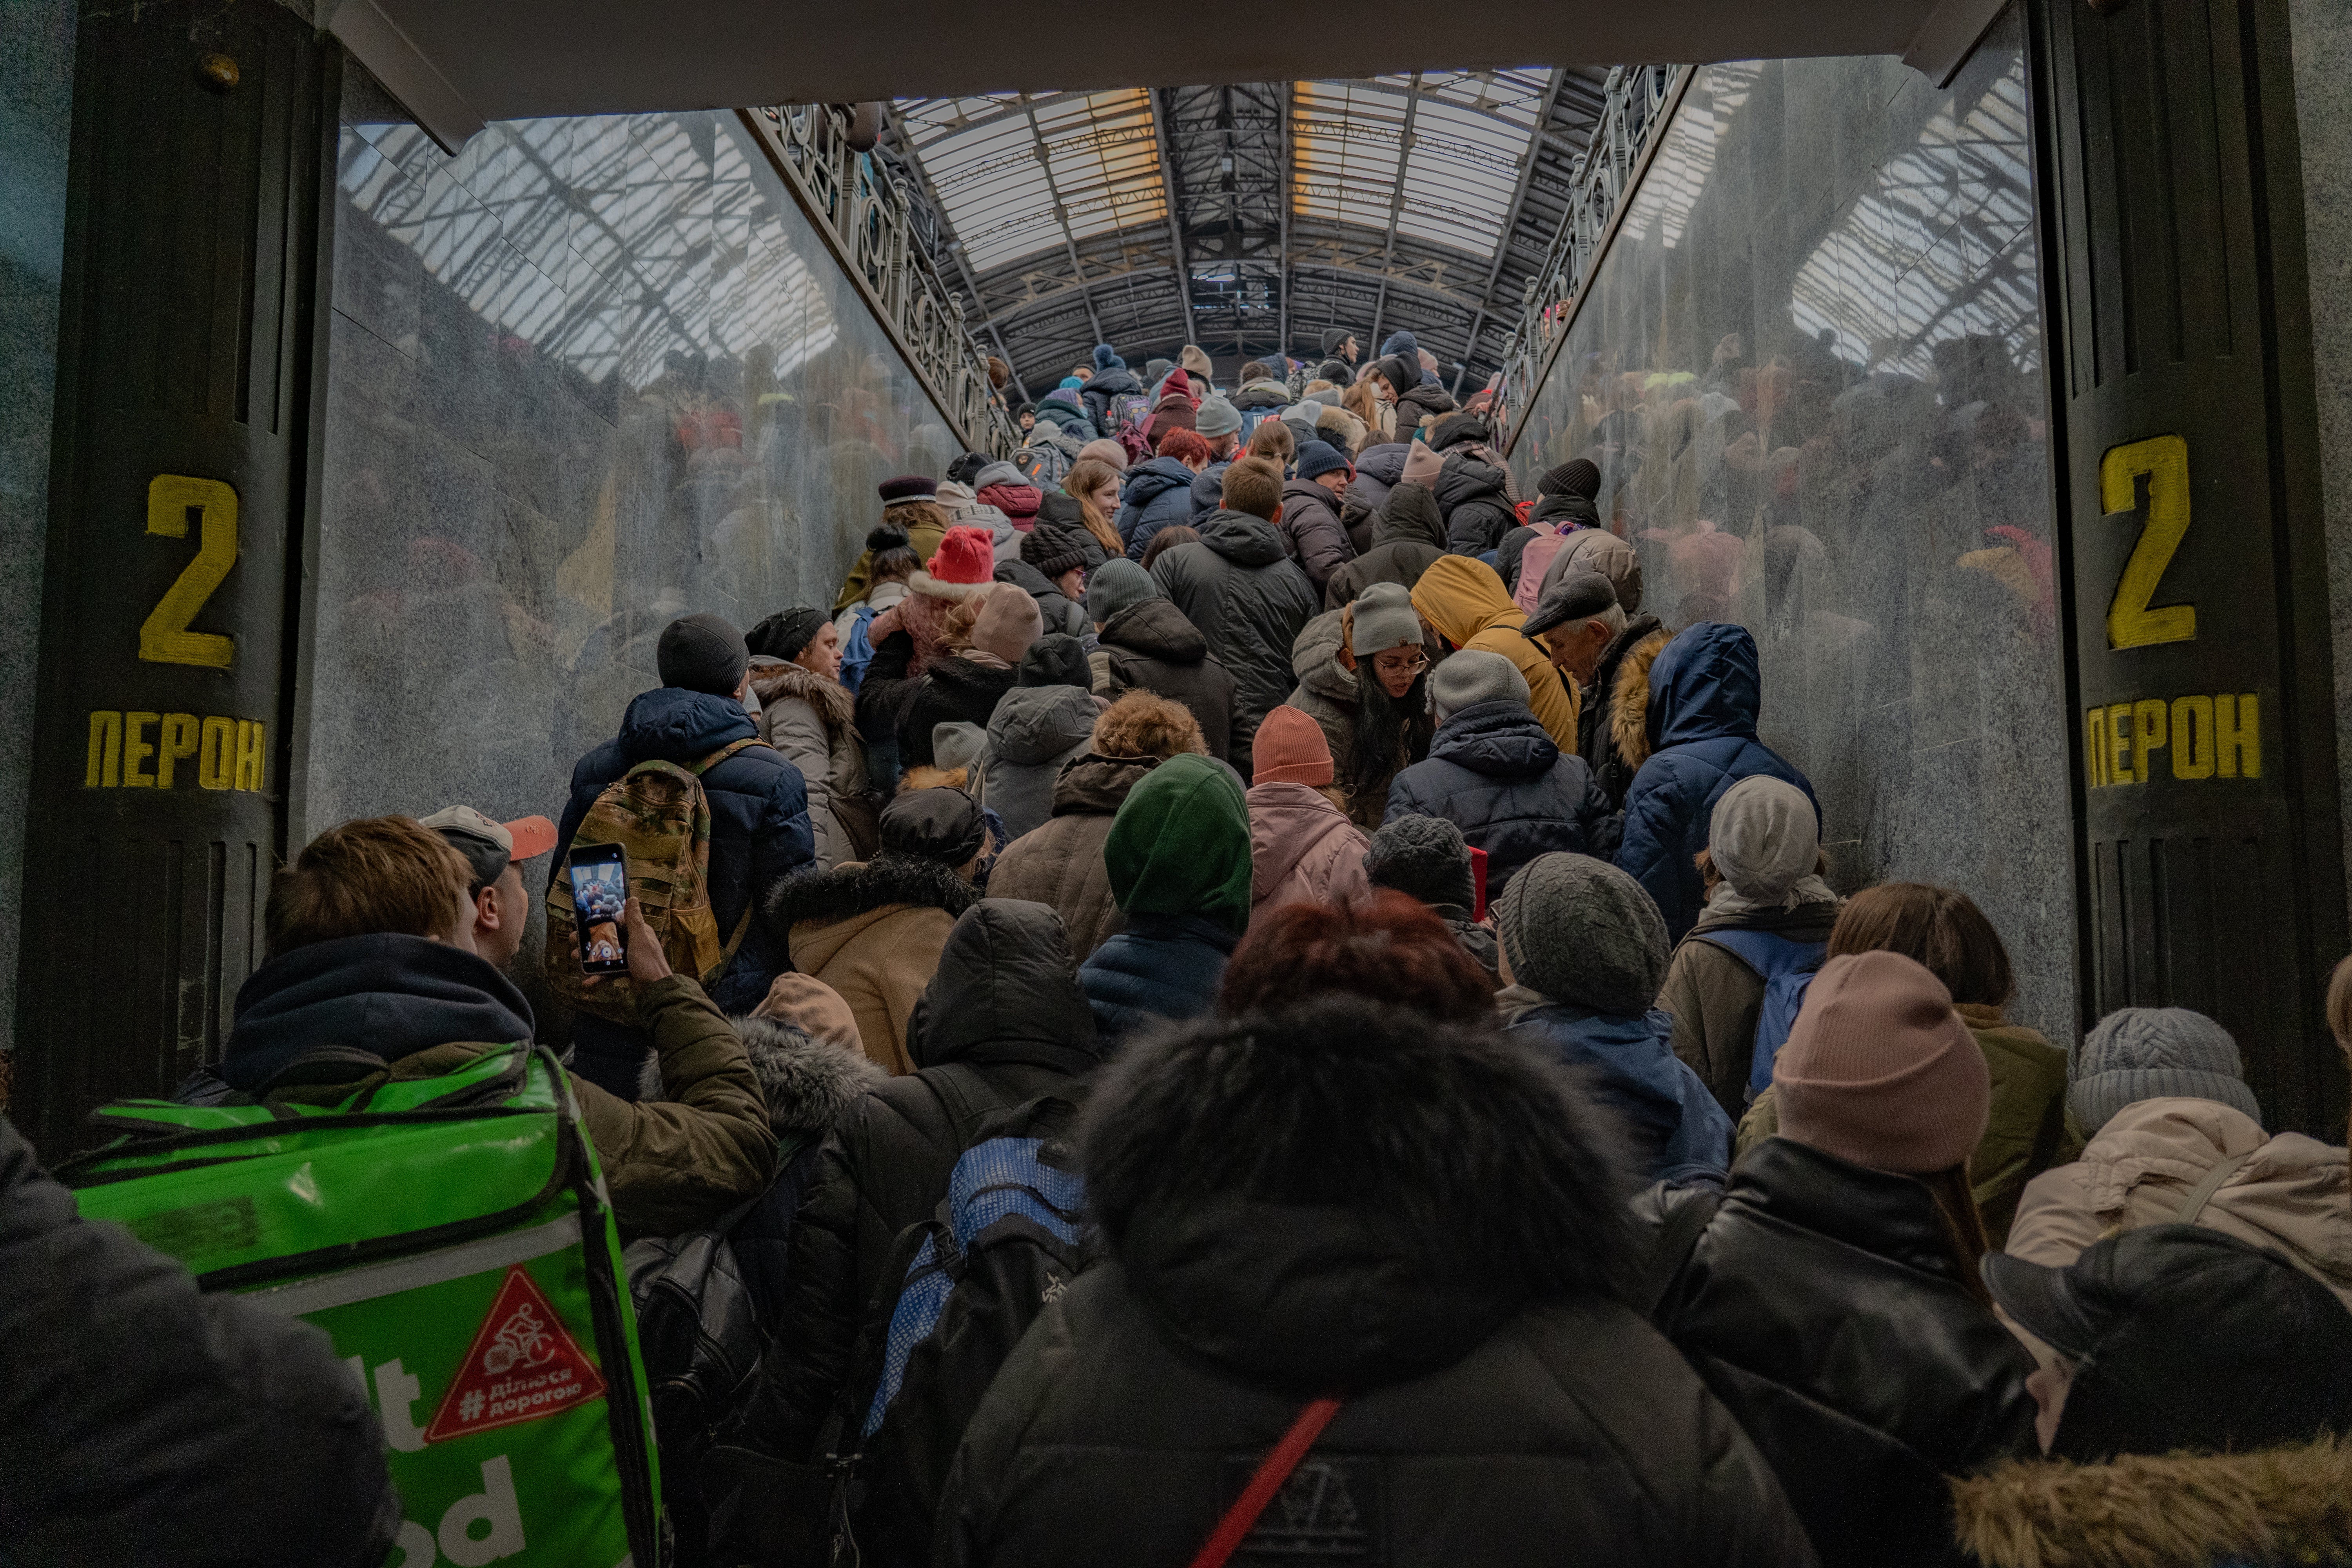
[1104,752,1252,935]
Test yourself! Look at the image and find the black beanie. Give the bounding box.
[1018,633,1092,690]
[1319,327,1353,356]
[658,613,749,696]
[1363,815,1475,910]
[1540,458,1602,500]
[1375,354,1421,395]
[880,788,986,865]
[746,606,828,663]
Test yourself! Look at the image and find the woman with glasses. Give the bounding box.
[1286,582,1436,830]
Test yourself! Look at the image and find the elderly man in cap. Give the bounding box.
[421,807,559,971]
[1522,571,1625,693]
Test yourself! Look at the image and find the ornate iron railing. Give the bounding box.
[1491,64,1688,453]
[746,103,1020,457]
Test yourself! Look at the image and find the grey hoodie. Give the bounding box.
[982,685,1103,840]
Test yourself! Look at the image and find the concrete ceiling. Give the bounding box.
[324,0,2009,151]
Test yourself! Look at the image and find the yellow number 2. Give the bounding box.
[2101,435,2196,650]
[140,475,238,668]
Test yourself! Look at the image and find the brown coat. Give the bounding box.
[2005,1096,2352,1308]
[772,856,980,1075]
[987,755,1158,960]
[1737,1005,2072,1245]
[1660,898,1843,1120]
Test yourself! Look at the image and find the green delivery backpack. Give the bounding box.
[60,1045,663,1568]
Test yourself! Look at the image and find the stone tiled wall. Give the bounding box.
[0,0,74,1052]
[1506,19,2080,1041]
[302,69,962,846]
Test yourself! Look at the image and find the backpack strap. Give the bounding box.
[686,735,764,777]
[682,736,768,975]
[926,1061,1012,1137]
[2174,1148,2259,1224]
[1688,927,1827,981]
[1638,1187,1722,1321]
[1186,1397,1345,1568]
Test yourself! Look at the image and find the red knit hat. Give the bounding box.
[1251,705,1334,786]
[1774,951,1991,1175]
[915,525,997,599]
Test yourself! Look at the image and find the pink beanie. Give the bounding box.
[1250,705,1334,786]
[1774,951,1990,1175]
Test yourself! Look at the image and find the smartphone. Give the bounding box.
[569,845,630,975]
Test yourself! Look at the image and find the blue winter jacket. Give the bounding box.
[1117,457,1203,561]
[1385,701,1620,897]
[1503,995,1733,1183]
[1616,623,1817,942]
[1078,912,1238,1045]
[559,688,815,1025]
[1189,458,1233,521]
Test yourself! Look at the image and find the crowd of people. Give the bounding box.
[8,331,2352,1568]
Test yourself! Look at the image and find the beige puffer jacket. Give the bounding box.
[2005,1095,2352,1308]
[750,657,874,871]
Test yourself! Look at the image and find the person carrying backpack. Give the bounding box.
[1659,775,1841,1121]
[1078,345,1146,452]
[715,899,1103,1564]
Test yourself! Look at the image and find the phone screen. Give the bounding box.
[570,846,630,975]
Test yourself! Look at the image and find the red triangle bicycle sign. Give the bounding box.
[423,1265,608,1443]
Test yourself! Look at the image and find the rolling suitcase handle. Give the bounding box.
[1186,1396,1344,1568]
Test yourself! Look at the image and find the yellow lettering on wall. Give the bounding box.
[2102,435,2197,650]
[2216,693,2261,779]
[2107,701,2135,784]
[232,719,266,792]
[85,711,122,788]
[123,711,159,787]
[2132,698,2169,782]
[198,716,236,790]
[156,713,200,789]
[2171,695,2215,779]
[139,475,238,668]
[2085,707,2109,789]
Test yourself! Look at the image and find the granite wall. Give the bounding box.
[0,0,74,1056]
[1507,18,2079,1041]
[301,69,960,850]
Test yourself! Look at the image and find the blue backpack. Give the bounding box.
[837,603,879,694]
[1690,928,1828,1101]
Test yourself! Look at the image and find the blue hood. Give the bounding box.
[225,934,534,1090]
[1508,1000,1730,1183]
[1429,700,1559,779]
[1122,456,1196,506]
[617,686,758,764]
[1648,621,1762,748]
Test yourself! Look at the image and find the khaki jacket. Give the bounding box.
[280,975,775,1243]
[788,902,957,1076]
[1659,899,1842,1120]
[2006,1096,2352,1308]
[1737,1005,2072,1245]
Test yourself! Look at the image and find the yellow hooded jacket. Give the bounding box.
[1410,555,1579,751]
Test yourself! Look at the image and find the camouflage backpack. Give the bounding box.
[545,738,760,1022]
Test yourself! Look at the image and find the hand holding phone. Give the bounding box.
[570,845,631,975]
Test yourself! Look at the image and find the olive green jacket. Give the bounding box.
[1735,1004,2075,1246]
[273,975,776,1242]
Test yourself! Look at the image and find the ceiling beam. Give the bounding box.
[1457,66,1566,392]
[1017,93,1109,347]
[1366,70,1424,353]
[1278,79,1293,364]
[1147,87,1200,351]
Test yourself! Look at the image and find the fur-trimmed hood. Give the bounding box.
[1951,1439,2352,1567]
[1611,624,1668,778]
[728,1014,888,1137]
[1079,994,1633,1394]
[748,655,854,736]
[766,852,982,929]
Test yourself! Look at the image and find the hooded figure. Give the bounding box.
[1495,854,1732,1184]
[1639,951,2038,1568]
[980,635,1102,841]
[1144,369,1199,450]
[1245,706,1372,925]
[1150,508,1319,781]
[973,460,1042,535]
[1616,622,1818,942]
[1086,558,1235,759]
[931,996,1816,1568]
[1659,775,1844,1119]
[1114,454,1201,562]
[770,789,987,1074]
[1078,753,1253,1042]
[937,474,1020,563]
[1080,346,1143,433]
[727,900,1102,1533]
[1410,555,1579,753]
[1339,441,1410,552]
[988,692,1205,962]
[1322,470,1448,609]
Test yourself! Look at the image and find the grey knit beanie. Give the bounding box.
[1349,582,1421,657]
[1495,852,1667,1016]
[1086,557,1160,625]
[2069,1007,2262,1134]
[1363,814,1474,910]
[1196,394,1243,440]
[1430,649,1529,722]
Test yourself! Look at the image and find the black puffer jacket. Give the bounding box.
[1394,379,1457,434]
[1639,1137,2039,1568]
[1096,597,1236,761]
[1278,477,1355,595]
[730,900,1102,1474]
[1149,509,1318,779]
[1080,367,1143,434]
[896,655,1019,769]
[1432,451,1517,556]
[1322,479,1448,609]
[1340,442,1410,554]
[993,558,1089,641]
[1581,612,1666,808]
[0,1118,399,1567]
[933,998,1817,1568]
[1383,700,1619,895]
